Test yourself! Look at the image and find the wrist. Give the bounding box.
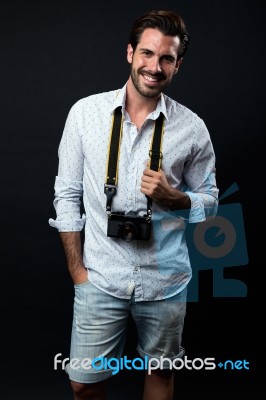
[167,188,191,210]
[71,264,88,284]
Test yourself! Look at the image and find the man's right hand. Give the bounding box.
[72,265,89,285]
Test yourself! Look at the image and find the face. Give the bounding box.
[127,28,182,98]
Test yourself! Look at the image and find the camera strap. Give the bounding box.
[104,106,164,216]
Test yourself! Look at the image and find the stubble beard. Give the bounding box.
[130,67,169,99]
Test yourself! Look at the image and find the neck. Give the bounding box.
[125,78,160,129]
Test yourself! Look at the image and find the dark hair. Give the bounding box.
[129,10,190,60]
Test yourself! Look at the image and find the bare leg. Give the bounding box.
[143,370,174,400]
[71,380,107,400]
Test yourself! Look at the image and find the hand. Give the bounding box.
[72,265,89,285]
[140,168,174,203]
[140,168,191,209]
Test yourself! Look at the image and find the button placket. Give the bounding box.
[125,124,138,212]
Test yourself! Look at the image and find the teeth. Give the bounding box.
[143,74,158,82]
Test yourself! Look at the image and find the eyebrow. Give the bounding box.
[138,47,153,52]
[139,47,176,60]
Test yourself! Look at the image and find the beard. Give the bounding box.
[130,67,171,98]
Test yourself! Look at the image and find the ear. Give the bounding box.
[174,58,183,74]
[127,44,134,64]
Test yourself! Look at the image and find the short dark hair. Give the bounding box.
[129,10,190,60]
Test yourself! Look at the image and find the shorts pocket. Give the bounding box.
[74,280,91,288]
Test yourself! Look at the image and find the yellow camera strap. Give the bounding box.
[104,107,164,214]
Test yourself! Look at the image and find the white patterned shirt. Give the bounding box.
[49,83,219,301]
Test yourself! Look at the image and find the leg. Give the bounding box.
[66,281,129,396]
[71,380,107,400]
[131,288,187,400]
[143,370,174,400]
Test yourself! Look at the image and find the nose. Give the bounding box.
[147,56,162,73]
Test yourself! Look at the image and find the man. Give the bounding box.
[49,10,219,400]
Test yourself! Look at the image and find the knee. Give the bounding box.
[149,369,174,380]
[70,381,88,397]
[70,380,106,398]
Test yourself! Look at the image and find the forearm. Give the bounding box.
[59,231,87,283]
[161,186,191,210]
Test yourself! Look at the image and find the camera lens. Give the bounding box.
[118,221,138,241]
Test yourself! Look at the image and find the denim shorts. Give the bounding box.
[65,281,187,383]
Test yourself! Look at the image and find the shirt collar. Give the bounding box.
[111,84,126,113]
[111,83,169,122]
[149,93,168,122]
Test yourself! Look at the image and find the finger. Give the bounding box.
[143,168,158,177]
[142,168,152,175]
[141,181,151,190]
[141,174,153,184]
[140,185,151,196]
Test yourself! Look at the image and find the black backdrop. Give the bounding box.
[1,0,264,399]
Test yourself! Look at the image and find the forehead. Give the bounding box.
[137,28,180,55]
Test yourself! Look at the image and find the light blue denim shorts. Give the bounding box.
[65,281,187,383]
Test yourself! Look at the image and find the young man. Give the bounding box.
[49,10,219,400]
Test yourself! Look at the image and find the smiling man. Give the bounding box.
[49,10,219,400]
[128,28,182,99]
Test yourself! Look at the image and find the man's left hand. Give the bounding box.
[141,168,174,203]
[140,168,191,210]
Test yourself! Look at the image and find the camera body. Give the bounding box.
[107,211,151,241]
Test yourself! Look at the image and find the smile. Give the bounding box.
[142,74,160,82]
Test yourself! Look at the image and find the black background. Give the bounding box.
[1,0,264,398]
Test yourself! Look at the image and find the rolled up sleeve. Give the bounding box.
[48,177,86,232]
[48,101,85,232]
[183,119,219,223]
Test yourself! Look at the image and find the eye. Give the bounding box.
[141,50,152,56]
[162,56,175,63]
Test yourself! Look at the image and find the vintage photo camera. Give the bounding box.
[107,211,151,241]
